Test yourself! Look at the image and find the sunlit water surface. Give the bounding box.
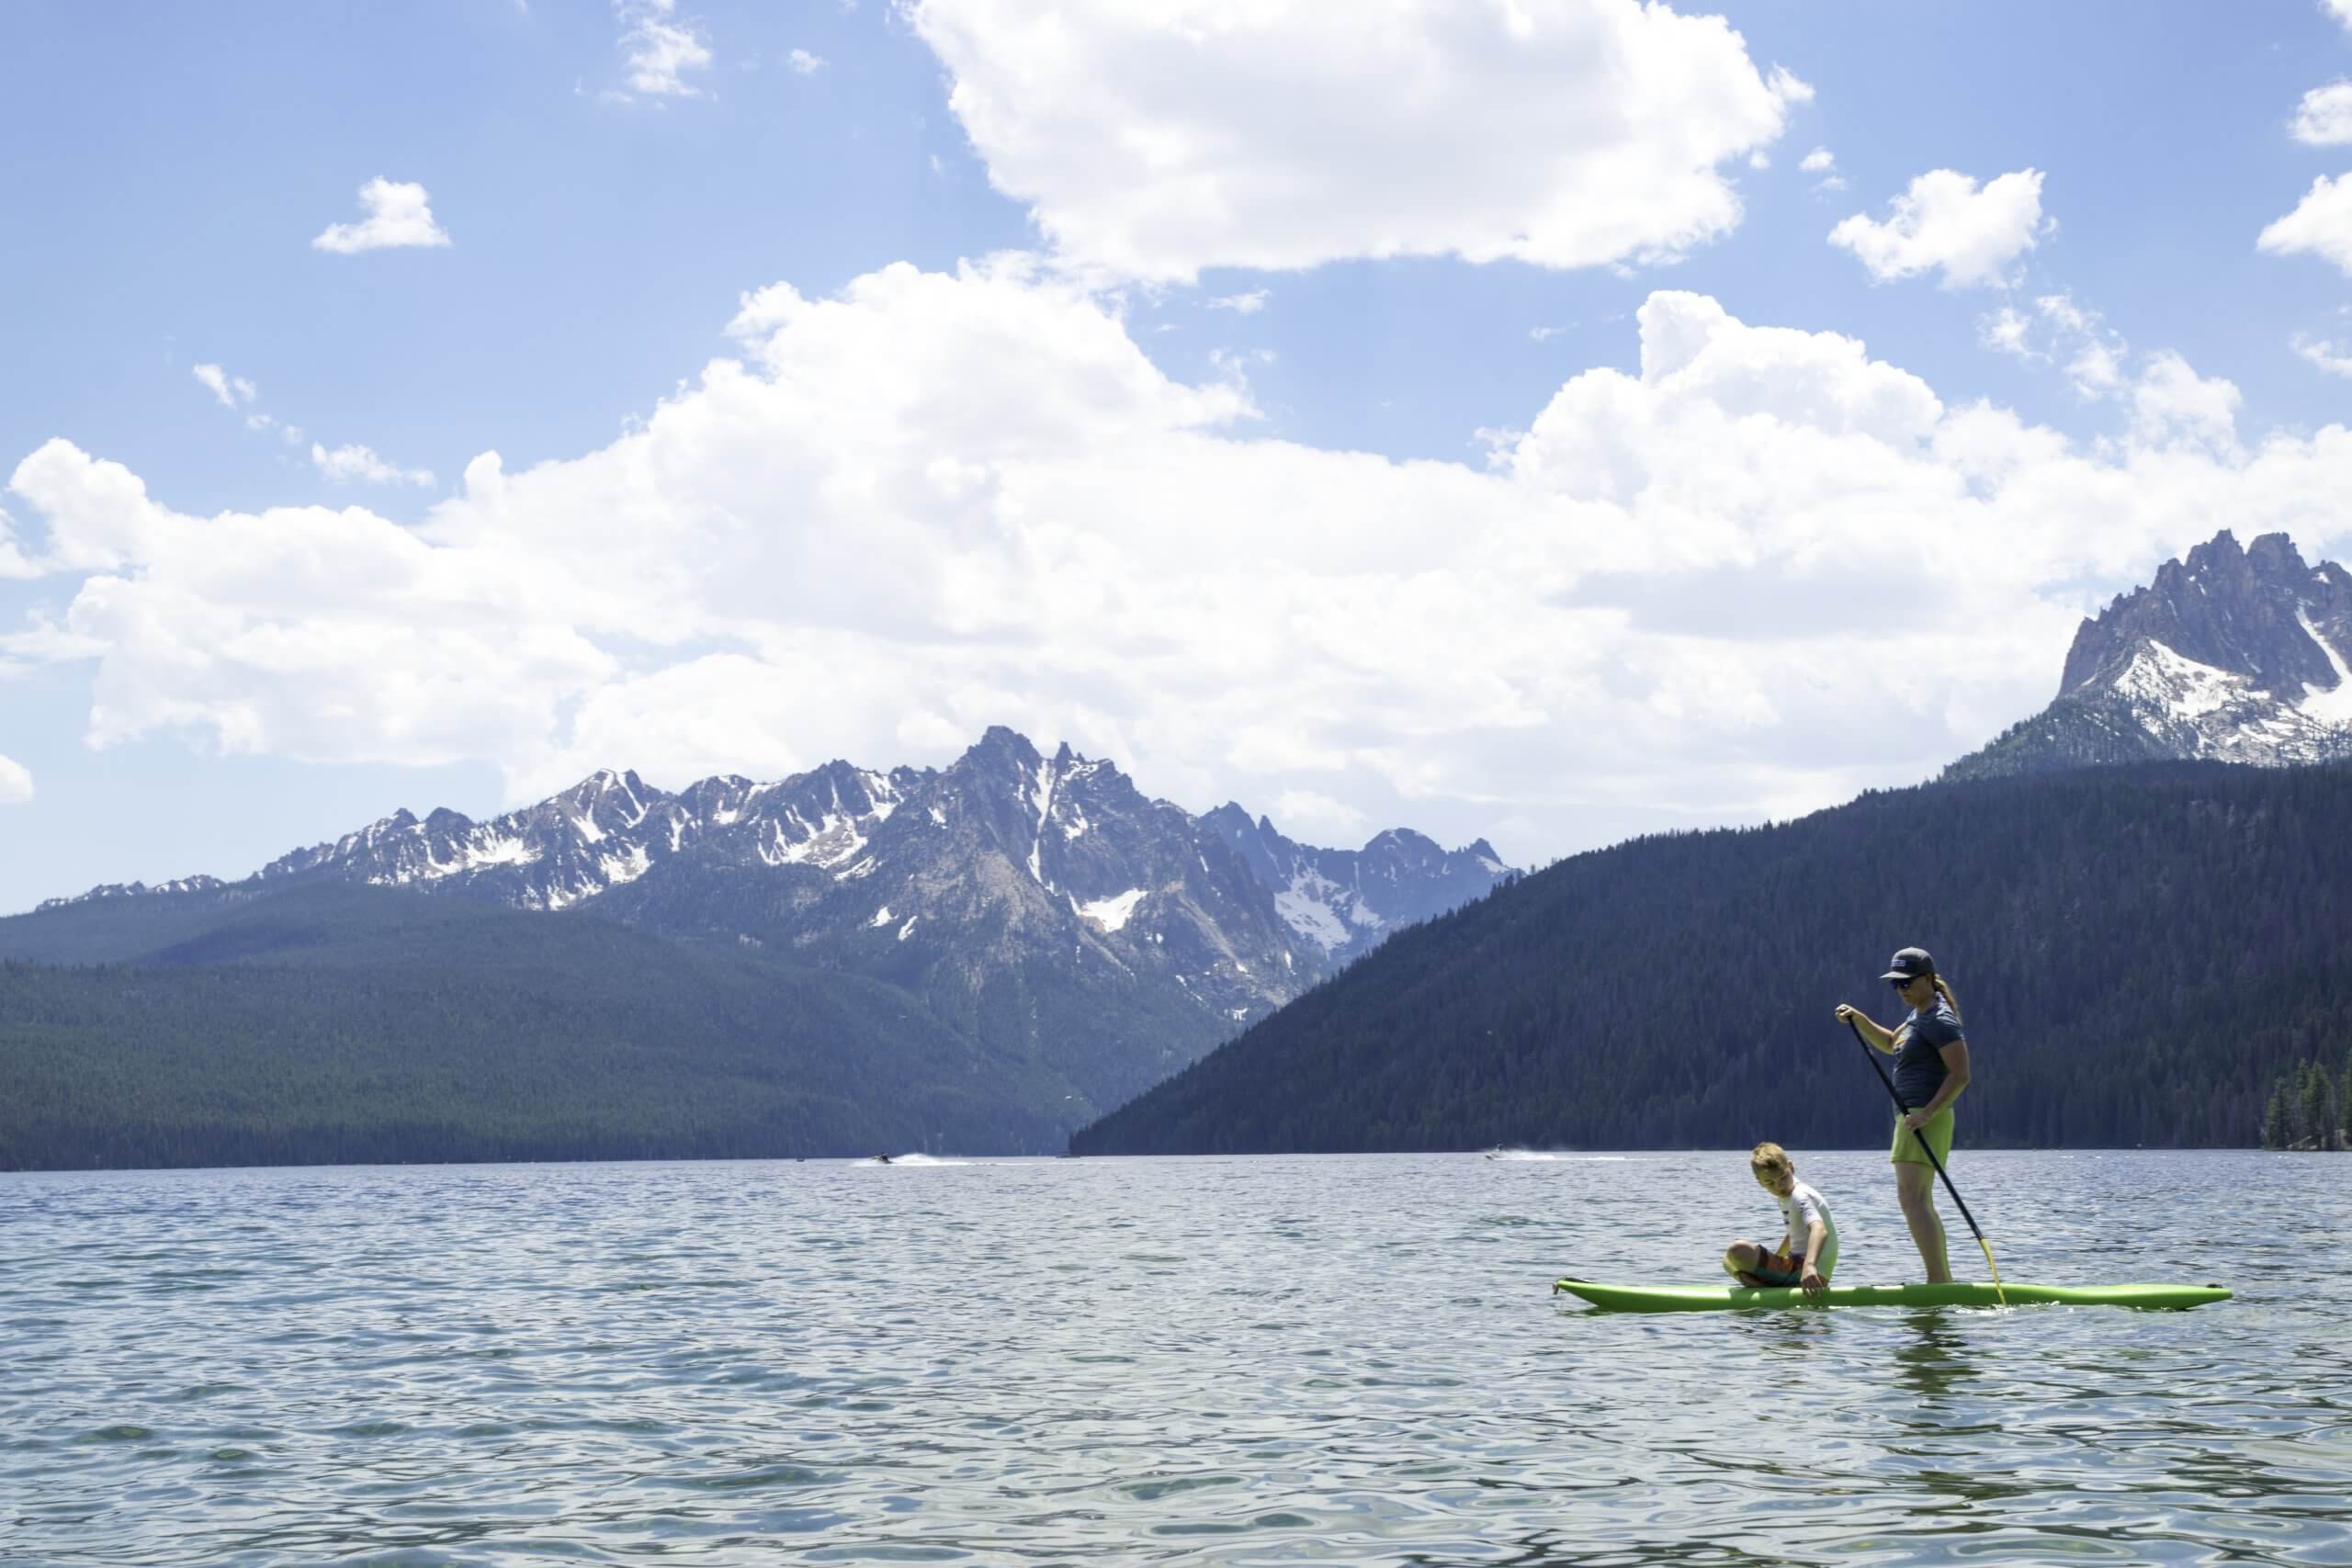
[5,1150,2346,1565]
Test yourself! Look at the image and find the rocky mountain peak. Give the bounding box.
[2062,529,2345,697]
[1952,529,2352,781]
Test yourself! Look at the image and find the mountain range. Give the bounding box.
[14,529,2352,1168]
[5,727,1510,1163]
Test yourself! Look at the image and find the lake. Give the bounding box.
[4,1149,2346,1565]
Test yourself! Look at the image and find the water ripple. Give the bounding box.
[1,1151,2345,1564]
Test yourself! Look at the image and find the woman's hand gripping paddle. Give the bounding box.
[1845,1016,2007,1305]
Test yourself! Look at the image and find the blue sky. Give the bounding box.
[5,0,2352,913]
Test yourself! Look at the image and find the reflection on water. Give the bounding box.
[1891,1307,1976,1404]
[1,1150,2346,1566]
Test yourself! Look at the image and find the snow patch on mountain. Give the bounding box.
[2112,640,2242,721]
[2297,608,2352,725]
[1076,887,1148,932]
[1274,876,1351,953]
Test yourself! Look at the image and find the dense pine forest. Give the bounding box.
[1074,761,2352,1156]
[0,885,1075,1169]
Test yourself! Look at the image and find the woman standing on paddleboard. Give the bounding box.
[1834,947,1973,1283]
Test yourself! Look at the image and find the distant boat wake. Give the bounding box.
[1483,1149,1634,1162]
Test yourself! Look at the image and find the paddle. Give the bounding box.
[1846,1015,2007,1305]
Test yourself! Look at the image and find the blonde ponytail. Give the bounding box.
[1932,974,1962,1023]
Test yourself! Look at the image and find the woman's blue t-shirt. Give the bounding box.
[1893,1001,1964,1110]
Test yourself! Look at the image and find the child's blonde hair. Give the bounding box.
[1750,1142,1793,1179]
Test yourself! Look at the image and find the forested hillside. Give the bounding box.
[0,886,1076,1169]
[1073,762,2352,1155]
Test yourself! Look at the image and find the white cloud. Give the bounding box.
[10,266,2352,861]
[2293,333,2352,377]
[2127,352,2243,455]
[2066,337,2129,399]
[0,505,35,579]
[311,178,452,254]
[2034,292,2129,397]
[1978,306,2032,360]
[2259,174,2352,276]
[192,364,256,408]
[2329,0,2352,31]
[616,0,712,97]
[1798,146,1843,194]
[786,48,824,74]
[1978,292,2228,433]
[0,752,30,805]
[1272,789,1368,841]
[1829,168,2050,288]
[2291,81,2352,145]
[311,444,435,488]
[1206,290,1269,315]
[902,0,1812,283]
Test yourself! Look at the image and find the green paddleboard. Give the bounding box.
[1552,1278,2232,1312]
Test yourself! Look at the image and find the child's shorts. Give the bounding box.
[1749,1249,1831,1287]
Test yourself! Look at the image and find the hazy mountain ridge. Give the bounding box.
[1199,804,1512,966]
[16,727,1513,1151]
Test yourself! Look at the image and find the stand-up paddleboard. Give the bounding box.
[1553,1278,2231,1312]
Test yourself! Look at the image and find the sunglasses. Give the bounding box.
[1889,975,1923,990]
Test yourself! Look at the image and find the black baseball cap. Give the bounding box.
[1881,947,1936,983]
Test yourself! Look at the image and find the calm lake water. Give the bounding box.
[4,1150,2347,1566]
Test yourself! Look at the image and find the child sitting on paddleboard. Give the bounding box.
[1723,1143,1838,1297]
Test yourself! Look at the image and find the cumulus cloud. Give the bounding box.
[312,178,452,254]
[902,0,1812,282]
[9,265,2352,860]
[2329,0,2352,31]
[2293,333,2352,377]
[0,752,30,805]
[1829,168,2050,288]
[1976,291,2234,440]
[1206,290,1269,315]
[1978,306,2033,359]
[616,0,711,97]
[193,364,256,407]
[311,443,435,488]
[2259,174,2352,276]
[1981,291,2132,399]
[2128,352,2244,455]
[1801,147,1836,174]
[786,48,824,74]
[2291,81,2352,144]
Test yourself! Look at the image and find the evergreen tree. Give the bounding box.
[2301,1061,2337,1152]
[2341,1045,2352,1145]
[2263,1083,2289,1151]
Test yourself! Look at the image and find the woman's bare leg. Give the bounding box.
[1895,1160,1951,1282]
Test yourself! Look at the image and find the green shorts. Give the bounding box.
[1889,1105,1954,1166]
